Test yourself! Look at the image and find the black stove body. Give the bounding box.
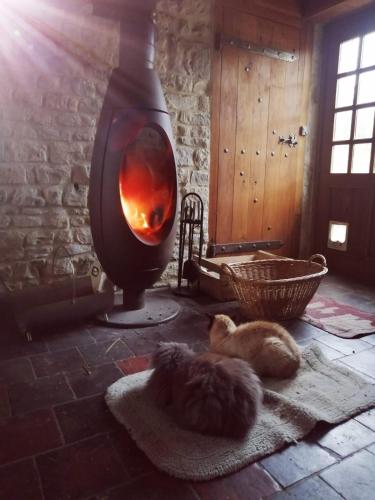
[89,0,178,324]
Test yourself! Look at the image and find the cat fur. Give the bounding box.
[209,314,301,378]
[146,342,262,438]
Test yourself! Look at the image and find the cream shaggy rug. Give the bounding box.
[106,344,375,481]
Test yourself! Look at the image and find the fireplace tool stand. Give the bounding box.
[175,192,204,296]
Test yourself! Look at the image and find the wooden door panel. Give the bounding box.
[231,52,252,242]
[215,45,238,243]
[261,25,302,255]
[232,52,271,242]
[212,3,309,256]
[246,53,271,241]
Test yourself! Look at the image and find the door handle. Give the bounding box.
[278,133,298,148]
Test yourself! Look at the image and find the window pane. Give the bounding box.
[338,37,360,73]
[333,110,352,140]
[330,144,349,173]
[357,70,375,104]
[361,31,375,68]
[354,107,375,139]
[351,143,371,173]
[335,75,356,108]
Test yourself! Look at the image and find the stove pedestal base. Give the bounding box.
[97,289,180,328]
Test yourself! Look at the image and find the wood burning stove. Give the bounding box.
[89,0,179,326]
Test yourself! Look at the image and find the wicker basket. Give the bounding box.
[221,254,328,321]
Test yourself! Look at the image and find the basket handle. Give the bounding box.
[309,254,327,267]
[221,263,236,278]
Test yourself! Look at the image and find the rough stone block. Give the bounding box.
[26,230,55,247]
[43,187,63,206]
[176,146,194,167]
[49,143,85,164]
[12,215,43,228]
[35,165,70,185]
[0,215,11,228]
[12,187,46,208]
[54,230,73,244]
[74,227,92,245]
[193,148,209,169]
[4,141,48,163]
[0,165,27,184]
[0,231,25,260]
[44,93,79,112]
[0,188,10,204]
[42,210,69,229]
[62,185,88,207]
[71,165,90,184]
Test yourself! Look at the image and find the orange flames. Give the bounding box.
[119,147,174,245]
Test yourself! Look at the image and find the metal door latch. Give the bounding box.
[278,133,298,148]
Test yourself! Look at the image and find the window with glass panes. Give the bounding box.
[331,31,375,174]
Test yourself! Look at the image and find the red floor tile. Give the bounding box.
[55,394,120,443]
[320,449,375,499]
[66,363,123,398]
[104,471,196,500]
[30,347,84,377]
[261,441,337,487]
[8,374,75,415]
[117,355,151,375]
[192,463,281,500]
[36,434,126,500]
[0,459,43,500]
[0,357,35,383]
[317,419,375,457]
[0,409,62,466]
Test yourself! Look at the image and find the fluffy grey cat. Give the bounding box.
[146,342,262,438]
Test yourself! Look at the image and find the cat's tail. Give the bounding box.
[260,337,301,378]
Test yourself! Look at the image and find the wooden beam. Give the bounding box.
[301,0,375,22]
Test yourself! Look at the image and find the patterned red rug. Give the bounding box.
[301,296,375,338]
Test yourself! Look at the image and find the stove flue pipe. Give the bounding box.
[93,0,157,69]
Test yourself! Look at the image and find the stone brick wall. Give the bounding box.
[0,0,212,290]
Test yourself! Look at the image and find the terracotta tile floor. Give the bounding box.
[0,274,375,500]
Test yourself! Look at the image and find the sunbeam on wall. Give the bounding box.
[0,0,212,291]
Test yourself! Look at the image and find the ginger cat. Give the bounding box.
[209,314,301,379]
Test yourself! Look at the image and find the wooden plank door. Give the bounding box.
[210,4,310,257]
